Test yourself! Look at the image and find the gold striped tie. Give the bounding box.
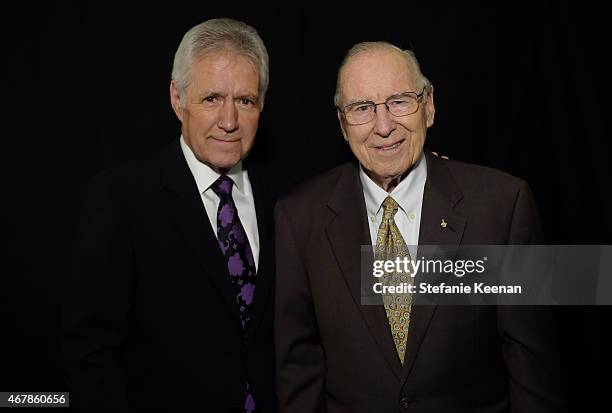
[375,196,412,364]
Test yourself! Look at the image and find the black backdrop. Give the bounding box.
[3,2,611,411]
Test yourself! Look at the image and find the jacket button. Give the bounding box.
[399,397,414,410]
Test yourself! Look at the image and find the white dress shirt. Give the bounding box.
[180,135,260,270]
[360,155,427,259]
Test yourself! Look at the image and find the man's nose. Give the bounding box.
[217,99,239,133]
[373,104,396,137]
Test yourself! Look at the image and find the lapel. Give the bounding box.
[243,161,275,346]
[400,152,466,383]
[324,163,403,380]
[160,141,241,323]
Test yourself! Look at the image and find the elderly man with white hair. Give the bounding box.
[275,41,566,413]
[63,18,276,413]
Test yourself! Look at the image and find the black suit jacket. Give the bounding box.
[275,153,566,413]
[62,140,277,412]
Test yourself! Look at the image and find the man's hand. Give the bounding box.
[431,151,449,159]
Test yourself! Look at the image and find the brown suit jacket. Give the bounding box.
[275,153,566,413]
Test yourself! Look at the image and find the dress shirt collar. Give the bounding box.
[360,154,427,217]
[180,135,246,195]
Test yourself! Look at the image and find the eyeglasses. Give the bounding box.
[338,87,427,125]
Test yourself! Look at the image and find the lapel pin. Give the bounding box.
[440,218,448,228]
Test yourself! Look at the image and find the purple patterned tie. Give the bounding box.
[211,175,257,413]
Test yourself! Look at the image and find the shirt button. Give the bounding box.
[371,215,376,222]
[409,213,416,220]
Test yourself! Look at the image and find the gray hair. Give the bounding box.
[172,18,269,109]
[334,41,432,107]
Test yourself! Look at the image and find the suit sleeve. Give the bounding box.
[61,174,132,412]
[275,201,327,413]
[498,181,567,412]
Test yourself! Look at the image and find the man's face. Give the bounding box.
[337,49,435,188]
[170,51,260,173]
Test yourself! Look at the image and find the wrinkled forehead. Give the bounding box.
[339,50,417,103]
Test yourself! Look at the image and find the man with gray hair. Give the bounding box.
[63,18,276,412]
[275,41,566,412]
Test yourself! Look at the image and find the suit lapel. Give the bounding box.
[160,141,241,322]
[325,163,403,380]
[243,162,274,345]
[400,152,466,383]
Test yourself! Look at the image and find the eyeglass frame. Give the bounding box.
[337,86,428,125]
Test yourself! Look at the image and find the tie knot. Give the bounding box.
[211,175,234,197]
[381,196,400,220]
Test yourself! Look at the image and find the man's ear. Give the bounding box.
[170,81,184,122]
[425,86,436,128]
[337,110,349,142]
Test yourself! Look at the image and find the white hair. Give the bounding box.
[172,18,269,109]
[334,41,432,107]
